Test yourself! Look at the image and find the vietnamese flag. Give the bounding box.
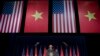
[76,46,80,56]
[43,47,46,56]
[35,47,37,56]
[69,47,72,56]
[77,0,100,33]
[60,47,64,56]
[24,0,48,32]
[26,47,29,56]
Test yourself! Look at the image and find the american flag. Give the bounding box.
[73,47,76,56]
[22,48,25,56]
[65,48,68,56]
[52,0,76,33]
[39,47,42,56]
[30,48,33,56]
[0,1,23,33]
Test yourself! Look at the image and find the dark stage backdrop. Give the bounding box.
[1,35,87,56]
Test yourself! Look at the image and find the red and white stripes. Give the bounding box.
[53,0,76,33]
[0,1,23,33]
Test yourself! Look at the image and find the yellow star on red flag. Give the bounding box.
[32,10,43,21]
[85,11,96,21]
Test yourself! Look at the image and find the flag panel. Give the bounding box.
[24,0,48,33]
[0,1,23,33]
[52,0,76,33]
[77,0,100,33]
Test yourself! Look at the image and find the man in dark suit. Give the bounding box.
[47,45,55,56]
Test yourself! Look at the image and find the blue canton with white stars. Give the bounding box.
[2,2,14,14]
[53,0,64,14]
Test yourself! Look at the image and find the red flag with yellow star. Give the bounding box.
[77,0,100,33]
[24,0,48,32]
